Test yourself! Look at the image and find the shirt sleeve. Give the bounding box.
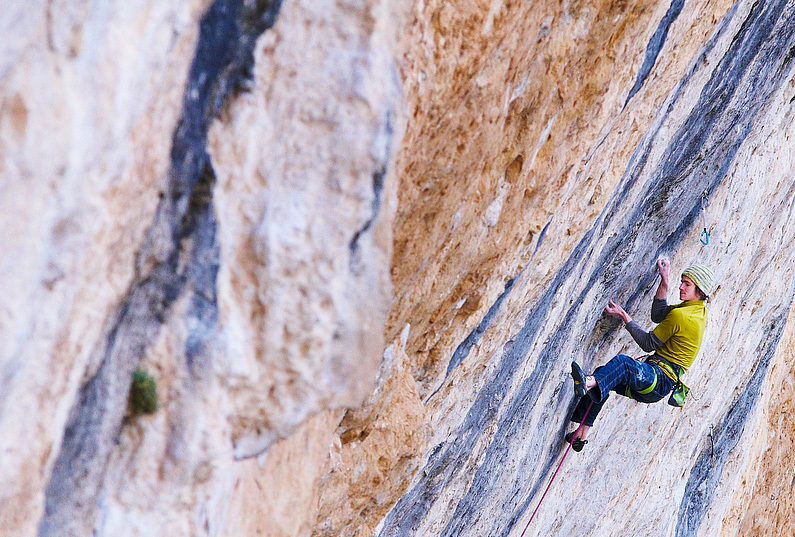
[652,307,682,344]
[626,321,664,353]
[651,298,671,323]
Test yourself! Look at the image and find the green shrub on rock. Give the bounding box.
[129,368,159,416]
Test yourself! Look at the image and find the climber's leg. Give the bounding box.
[590,354,657,402]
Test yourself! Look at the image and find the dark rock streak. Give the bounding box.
[624,0,686,107]
[38,1,282,535]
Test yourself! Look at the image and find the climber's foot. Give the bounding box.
[565,431,588,452]
[571,361,588,398]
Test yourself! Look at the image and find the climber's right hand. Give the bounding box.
[656,258,670,283]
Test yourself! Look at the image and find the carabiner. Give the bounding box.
[700,228,710,245]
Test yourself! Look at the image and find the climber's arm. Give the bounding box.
[655,259,670,299]
[625,321,664,353]
[652,259,672,322]
[604,300,663,353]
[651,298,671,323]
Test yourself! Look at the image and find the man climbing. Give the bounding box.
[565,259,715,451]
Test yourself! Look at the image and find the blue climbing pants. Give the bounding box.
[571,354,675,427]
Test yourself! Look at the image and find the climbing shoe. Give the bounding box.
[565,431,588,452]
[571,361,587,398]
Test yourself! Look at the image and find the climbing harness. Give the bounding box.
[646,356,681,382]
[646,356,690,407]
[700,191,710,245]
[520,400,594,537]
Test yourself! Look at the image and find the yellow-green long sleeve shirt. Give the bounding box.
[651,299,706,373]
[625,298,707,376]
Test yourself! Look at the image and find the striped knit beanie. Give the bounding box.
[682,264,715,296]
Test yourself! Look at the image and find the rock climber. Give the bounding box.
[565,259,715,451]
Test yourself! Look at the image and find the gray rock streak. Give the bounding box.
[37,1,282,535]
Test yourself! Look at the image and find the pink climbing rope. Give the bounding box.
[519,400,594,537]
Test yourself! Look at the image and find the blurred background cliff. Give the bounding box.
[1,0,794,535]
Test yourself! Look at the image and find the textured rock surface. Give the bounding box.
[2,0,795,536]
[331,0,795,536]
[371,0,795,535]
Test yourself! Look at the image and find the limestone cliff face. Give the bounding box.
[1,0,794,536]
[371,0,795,535]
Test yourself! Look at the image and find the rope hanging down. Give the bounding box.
[520,400,594,537]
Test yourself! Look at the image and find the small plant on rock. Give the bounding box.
[128,368,159,416]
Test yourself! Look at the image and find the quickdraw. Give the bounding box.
[700,191,710,245]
